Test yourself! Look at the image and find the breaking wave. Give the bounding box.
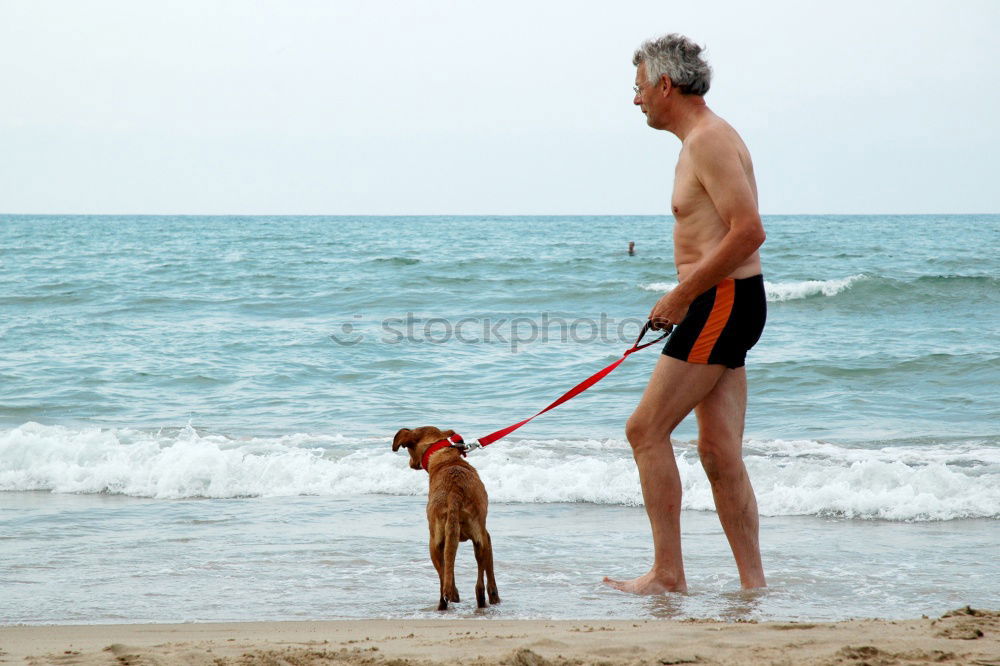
[2,423,997,521]
[640,275,867,301]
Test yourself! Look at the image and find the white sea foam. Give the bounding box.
[640,275,866,302]
[641,281,679,293]
[2,423,997,521]
[763,275,867,301]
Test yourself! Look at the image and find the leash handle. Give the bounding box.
[630,319,672,353]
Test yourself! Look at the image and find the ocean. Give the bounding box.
[1,214,998,624]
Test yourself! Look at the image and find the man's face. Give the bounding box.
[634,62,663,129]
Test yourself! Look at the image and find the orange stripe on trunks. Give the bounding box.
[687,278,735,364]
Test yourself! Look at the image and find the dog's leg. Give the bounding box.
[430,541,444,601]
[430,526,448,611]
[440,506,461,610]
[447,532,459,602]
[483,530,500,605]
[473,536,488,608]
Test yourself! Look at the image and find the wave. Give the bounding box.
[764,275,868,301]
[640,275,867,302]
[368,257,421,266]
[640,273,1000,305]
[2,424,997,521]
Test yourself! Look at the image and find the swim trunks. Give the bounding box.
[662,274,766,369]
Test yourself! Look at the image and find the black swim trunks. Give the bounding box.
[662,274,766,369]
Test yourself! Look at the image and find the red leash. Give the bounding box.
[461,320,671,452]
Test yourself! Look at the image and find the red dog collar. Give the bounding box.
[420,433,466,472]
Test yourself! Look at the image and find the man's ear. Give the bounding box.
[392,428,414,452]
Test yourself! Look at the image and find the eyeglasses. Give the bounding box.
[634,79,671,95]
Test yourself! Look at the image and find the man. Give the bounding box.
[603,34,767,594]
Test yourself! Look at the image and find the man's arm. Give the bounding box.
[649,130,765,328]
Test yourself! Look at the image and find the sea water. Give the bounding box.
[1,214,997,624]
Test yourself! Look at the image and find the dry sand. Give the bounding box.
[2,607,998,666]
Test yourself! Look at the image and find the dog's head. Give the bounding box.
[392,426,456,471]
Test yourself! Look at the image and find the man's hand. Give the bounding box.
[649,288,692,330]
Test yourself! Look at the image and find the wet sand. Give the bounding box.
[2,607,998,666]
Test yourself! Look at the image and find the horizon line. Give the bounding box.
[3,211,997,217]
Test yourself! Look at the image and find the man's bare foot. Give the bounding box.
[602,571,687,595]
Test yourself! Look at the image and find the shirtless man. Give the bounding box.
[603,34,767,594]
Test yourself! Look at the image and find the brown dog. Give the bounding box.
[392,426,500,611]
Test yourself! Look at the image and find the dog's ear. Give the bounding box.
[392,428,414,452]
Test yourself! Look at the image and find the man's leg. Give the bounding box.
[603,354,726,594]
[695,367,766,589]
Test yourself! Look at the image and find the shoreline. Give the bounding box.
[2,609,997,666]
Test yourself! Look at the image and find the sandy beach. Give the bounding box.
[3,607,998,666]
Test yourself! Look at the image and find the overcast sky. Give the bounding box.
[2,0,998,215]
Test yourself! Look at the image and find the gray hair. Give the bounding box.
[632,34,712,96]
